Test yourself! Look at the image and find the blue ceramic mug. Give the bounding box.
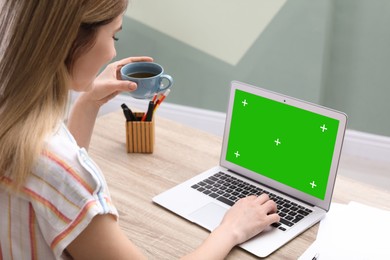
[120,62,173,99]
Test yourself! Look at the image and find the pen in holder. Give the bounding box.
[126,112,155,153]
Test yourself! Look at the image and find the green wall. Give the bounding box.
[114,0,390,137]
[321,0,390,136]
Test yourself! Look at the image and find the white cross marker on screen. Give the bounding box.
[275,138,281,146]
[242,99,248,106]
[234,151,240,158]
[320,124,328,132]
[310,181,317,188]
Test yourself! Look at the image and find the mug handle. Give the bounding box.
[158,74,173,91]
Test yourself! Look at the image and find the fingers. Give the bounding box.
[128,56,154,63]
[256,195,278,217]
[256,193,270,204]
[238,194,279,215]
[220,193,281,244]
[238,194,272,206]
[263,199,278,213]
[256,194,280,224]
[246,193,279,214]
[115,56,154,67]
[251,195,280,227]
[267,212,281,224]
[108,80,137,93]
[113,56,154,80]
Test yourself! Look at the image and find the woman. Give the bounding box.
[0,0,279,259]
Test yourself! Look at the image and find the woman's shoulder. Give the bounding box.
[24,124,118,259]
[33,123,101,196]
[29,122,116,215]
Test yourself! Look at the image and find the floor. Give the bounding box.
[97,95,390,192]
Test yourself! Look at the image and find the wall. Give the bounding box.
[114,0,390,137]
[321,0,390,136]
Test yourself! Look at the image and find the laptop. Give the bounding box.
[153,81,347,257]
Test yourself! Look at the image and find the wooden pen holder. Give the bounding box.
[125,112,155,153]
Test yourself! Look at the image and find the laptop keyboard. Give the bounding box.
[190,172,313,231]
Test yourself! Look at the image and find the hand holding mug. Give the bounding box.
[120,62,173,99]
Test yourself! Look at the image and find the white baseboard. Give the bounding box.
[115,96,227,136]
[110,95,390,163]
[343,130,390,163]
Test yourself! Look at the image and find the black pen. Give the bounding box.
[121,103,136,121]
[142,101,155,121]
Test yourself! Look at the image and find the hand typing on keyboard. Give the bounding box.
[183,194,280,259]
[220,194,280,244]
[191,172,312,232]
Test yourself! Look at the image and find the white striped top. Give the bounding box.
[0,124,118,259]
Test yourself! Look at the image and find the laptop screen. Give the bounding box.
[225,89,340,200]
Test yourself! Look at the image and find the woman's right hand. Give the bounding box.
[219,194,280,245]
[181,194,280,260]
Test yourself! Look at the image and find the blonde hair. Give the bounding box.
[0,0,127,189]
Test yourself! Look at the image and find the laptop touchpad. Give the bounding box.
[189,203,228,231]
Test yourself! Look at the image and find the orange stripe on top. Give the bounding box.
[32,173,80,211]
[51,200,97,250]
[29,203,38,260]
[44,151,94,194]
[1,177,70,224]
[23,188,71,224]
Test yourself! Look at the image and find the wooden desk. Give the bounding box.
[89,110,390,259]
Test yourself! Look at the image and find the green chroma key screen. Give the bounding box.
[226,89,339,200]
